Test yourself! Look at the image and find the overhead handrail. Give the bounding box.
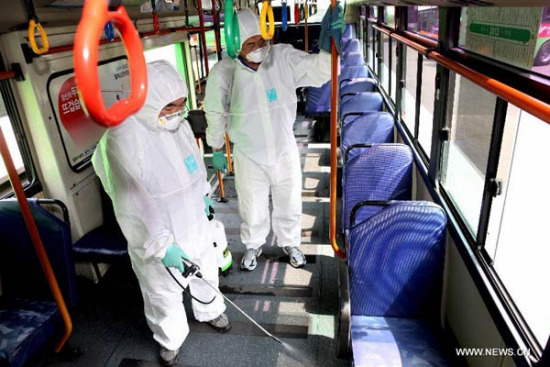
[0,127,72,352]
[329,0,346,259]
[260,0,274,40]
[299,1,305,21]
[224,0,240,58]
[74,0,147,127]
[294,1,300,24]
[24,0,49,54]
[281,1,288,31]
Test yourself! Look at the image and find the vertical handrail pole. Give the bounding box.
[224,133,233,174]
[211,0,222,61]
[329,0,345,259]
[197,0,210,76]
[0,127,73,351]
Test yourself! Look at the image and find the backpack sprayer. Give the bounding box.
[165,257,283,345]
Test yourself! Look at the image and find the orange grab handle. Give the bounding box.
[74,0,147,127]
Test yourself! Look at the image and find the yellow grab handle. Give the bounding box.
[260,0,275,40]
[28,19,49,54]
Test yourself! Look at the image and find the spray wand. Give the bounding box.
[166,258,283,345]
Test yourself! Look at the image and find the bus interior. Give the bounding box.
[0,0,549,367]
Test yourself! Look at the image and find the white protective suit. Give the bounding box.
[92,61,225,351]
[204,9,331,250]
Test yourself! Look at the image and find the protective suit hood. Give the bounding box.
[135,60,188,132]
[237,8,261,50]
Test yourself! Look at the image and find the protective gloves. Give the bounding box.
[204,195,214,217]
[319,1,346,54]
[212,151,228,172]
[162,244,189,273]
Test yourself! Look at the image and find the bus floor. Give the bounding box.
[41,115,346,367]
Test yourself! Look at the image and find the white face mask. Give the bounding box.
[158,110,185,131]
[245,44,270,64]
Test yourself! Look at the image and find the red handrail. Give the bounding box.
[329,0,346,259]
[0,127,72,352]
[74,0,147,127]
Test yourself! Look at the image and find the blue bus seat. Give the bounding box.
[342,38,361,54]
[340,93,384,124]
[305,65,370,116]
[341,112,394,163]
[342,52,364,67]
[342,144,412,231]
[347,201,450,366]
[343,23,356,40]
[72,190,128,279]
[0,199,78,307]
[0,199,77,367]
[340,78,376,96]
[0,299,61,367]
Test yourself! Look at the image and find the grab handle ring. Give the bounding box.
[260,0,274,40]
[28,19,49,55]
[224,0,241,58]
[74,0,147,127]
[281,1,287,31]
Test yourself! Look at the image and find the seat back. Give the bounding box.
[342,52,364,67]
[343,144,412,230]
[340,93,384,124]
[342,38,361,53]
[343,23,356,40]
[0,199,78,308]
[348,201,447,318]
[340,78,376,96]
[341,112,394,163]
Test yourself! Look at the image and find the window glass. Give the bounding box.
[460,7,550,78]
[417,55,436,157]
[408,6,439,40]
[401,46,418,134]
[373,6,378,19]
[384,6,396,28]
[381,33,391,95]
[367,23,375,71]
[391,42,398,103]
[0,97,24,185]
[440,74,496,234]
[486,106,550,346]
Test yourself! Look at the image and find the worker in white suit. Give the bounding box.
[92,61,231,366]
[204,6,344,270]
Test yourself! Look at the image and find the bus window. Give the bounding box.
[0,97,24,189]
[383,6,395,29]
[533,6,550,73]
[485,105,550,348]
[367,22,375,72]
[391,41,398,103]
[381,33,390,96]
[418,55,436,158]
[400,46,418,135]
[408,6,439,40]
[439,74,496,235]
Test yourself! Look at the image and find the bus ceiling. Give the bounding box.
[0,0,201,34]
[346,1,550,7]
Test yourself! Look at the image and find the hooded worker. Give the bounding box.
[92,60,231,366]
[204,5,345,270]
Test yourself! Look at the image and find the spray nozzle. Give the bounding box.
[181,257,203,278]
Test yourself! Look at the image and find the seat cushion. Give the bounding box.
[72,224,128,259]
[0,298,60,367]
[351,316,451,367]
